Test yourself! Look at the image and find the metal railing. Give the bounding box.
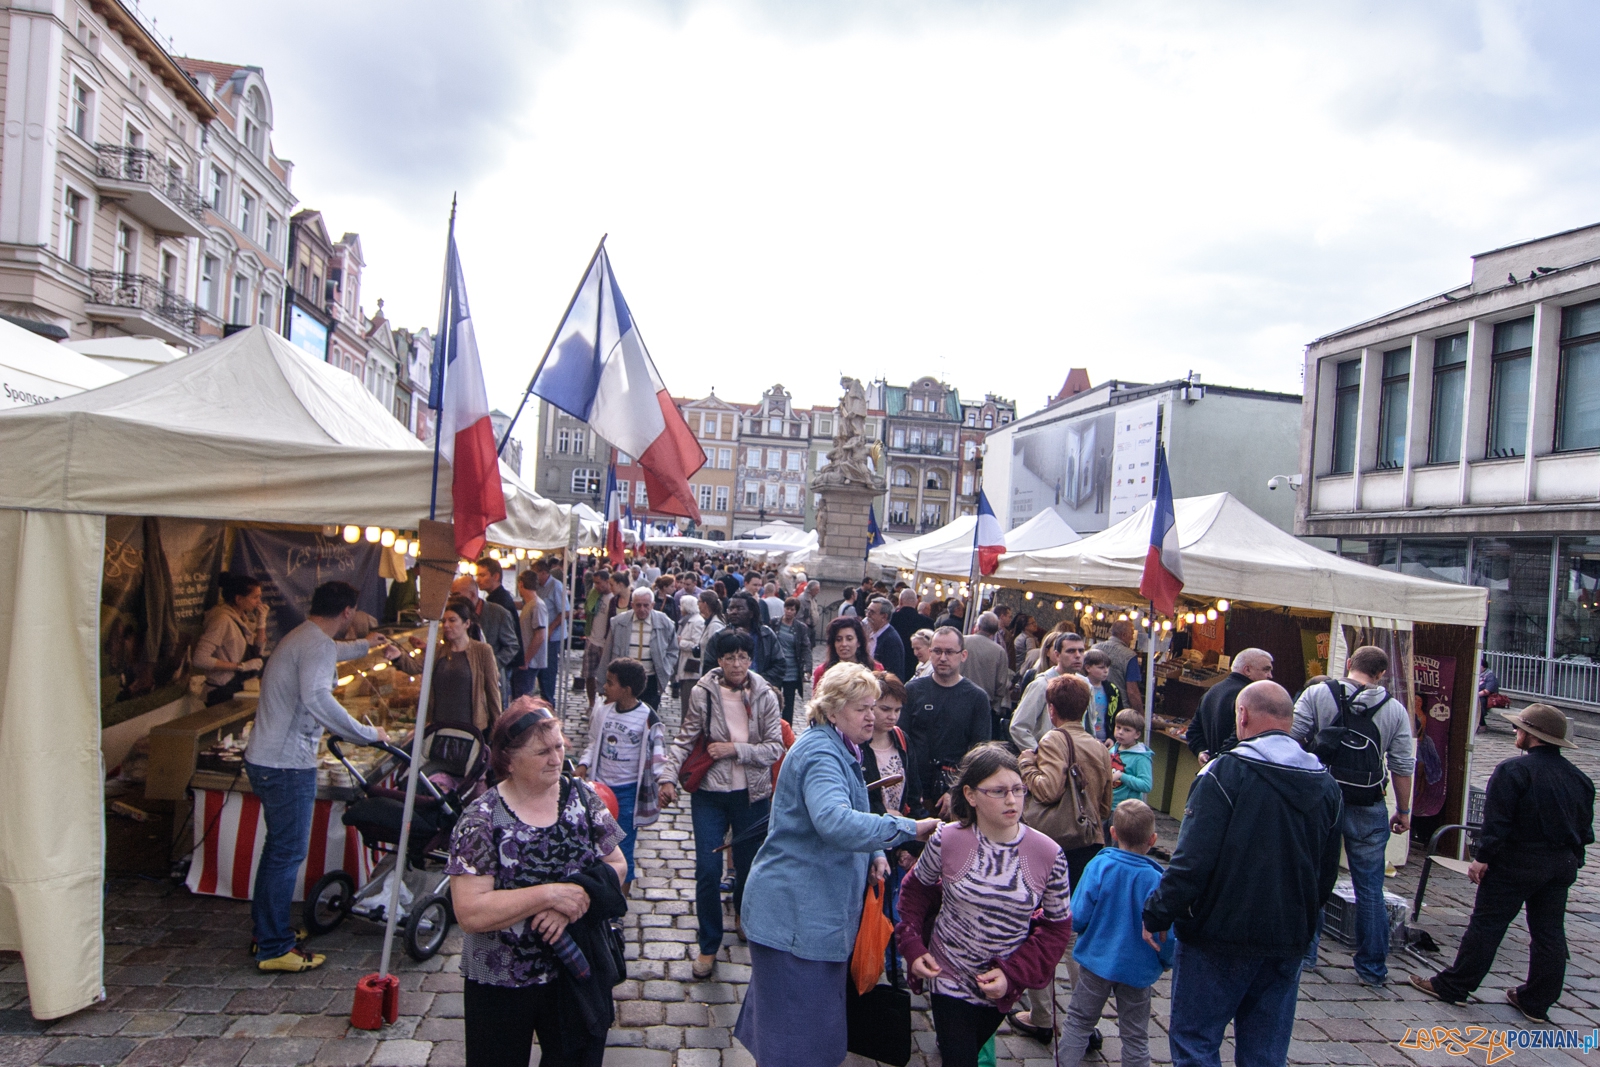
[94,144,206,221]
[86,271,202,336]
[1485,650,1600,708]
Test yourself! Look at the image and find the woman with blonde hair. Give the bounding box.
[734,663,939,1067]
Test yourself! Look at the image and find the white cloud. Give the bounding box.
[148,0,1600,427]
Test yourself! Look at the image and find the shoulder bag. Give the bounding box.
[1021,728,1100,851]
[677,687,715,792]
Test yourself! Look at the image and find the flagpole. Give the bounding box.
[496,233,609,455]
[1145,600,1158,749]
[429,195,458,520]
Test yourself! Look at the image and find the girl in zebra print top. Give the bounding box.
[896,744,1074,1067]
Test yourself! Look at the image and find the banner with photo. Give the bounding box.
[1108,400,1160,524]
[1411,654,1456,818]
[231,528,386,645]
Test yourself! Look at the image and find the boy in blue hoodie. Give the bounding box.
[1058,799,1174,1067]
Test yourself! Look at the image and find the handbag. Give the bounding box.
[678,734,714,793]
[845,969,912,1066]
[1021,727,1101,850]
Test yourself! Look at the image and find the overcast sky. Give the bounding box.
[147,0,1600,435]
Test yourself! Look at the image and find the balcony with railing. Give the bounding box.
[85,271,203,346]
[93,145,207,239]
[1485,650,1600,709]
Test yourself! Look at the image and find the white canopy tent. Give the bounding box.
[915,508,1081,579]
[0,317,124,410]
[63,336,186,378]
[0,327,568,1018]
[993,493,1486,627]
[868,514,978,574]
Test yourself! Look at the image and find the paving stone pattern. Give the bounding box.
[2,655,1596,1065]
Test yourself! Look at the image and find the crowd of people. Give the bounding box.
[239,551,1595,1067]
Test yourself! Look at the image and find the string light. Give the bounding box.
[342,525,360,544]
[393,537,409,556]
[380,530,396,548]
[1217,599,1231,612]
[1117,613,1128,622]
[1161,620,1173,631]
[407,541,419,558]
[1024,591,1034,600]
[515,548,527,559]
[1140,617,1151,628]
[365,526,381,543]
[1055,600,1064,610]
[1206,608,1218,621]
[1073,600,1084,611]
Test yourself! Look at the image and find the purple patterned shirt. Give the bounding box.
[446,780,625,987]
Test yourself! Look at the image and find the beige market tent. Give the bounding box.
[0,326,566,1018]
[993,492,1486,627]
[0,316,124,409]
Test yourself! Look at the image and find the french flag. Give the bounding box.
[973,491,1006,575]
[430,211,506,560]
[603,465,625,568]
[529,242,705,522]
[1139,444,1184,615]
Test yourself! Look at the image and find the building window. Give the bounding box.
[1330,358,1361,474]
[239,190,255,238]
[1375,346,1410,469]
[715,486,729,511]
[265,215,279,258]
[966,410,977,426]
[61,189,86,265]
[257,289,272,327]
[1557,300,1600,452]
[160,251,177,294]
[245,88,267,156]
[209,167,227,213]
[888,500,911,525]
[1429,333,1468,464]
[745,448,760,470]
[615,478,630,502]
[230,275,250,323]
[702,417,717,439]
[962,473,975,495]
[765,450,781,470]
[572,429,585,454]
[557,428,571,454]
[921,503,943,527]
[71,81,91,140]
[1471,537,1552,656]
[783,484,800,508]
[817,417,832,436]
[764,483,780,507]
[201,256,219,313]
[926,470,945,491]
[767,418,782,435]
[912,397,924,412]
[1488,316,1534,458]
[984,414,994,429]
[893,467,912,487]
[892,428,906,449]
[786,450,802,471]
[635,482,648,507]
[1557,536,1600,659]
[571,468,593,495]
[743,487,758,507]
[717,448,732,469]
[617,451,632,465]
[941,433,955,454]
[698,484,714,510]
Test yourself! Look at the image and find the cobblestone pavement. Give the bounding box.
[2,661,1597,1066]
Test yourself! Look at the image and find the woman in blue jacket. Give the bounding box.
[734,663,938,1067]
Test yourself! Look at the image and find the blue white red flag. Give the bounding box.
[529,244,705,521]
[973,491,1006,576]
[430,211,506,560]
[1139,445,1184,615]
[604,465,625,567]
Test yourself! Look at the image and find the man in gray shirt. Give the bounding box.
[1292,644,1415,985]
[245,581,388,973]
[961,611,1013,738]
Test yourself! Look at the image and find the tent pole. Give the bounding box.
[1144,600,1158,748]
[379,618,439,978]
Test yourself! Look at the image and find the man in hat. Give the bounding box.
[1410,704,1594,1022]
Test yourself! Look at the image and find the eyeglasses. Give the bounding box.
[929,647,963,657]
[720,652,753,663]
[973,785,1029,800]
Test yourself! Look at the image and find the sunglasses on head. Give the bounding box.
[502,705,555,744]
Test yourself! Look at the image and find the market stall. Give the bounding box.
[0,326,567,1018]
[0,316,124,409]
[914,508,1079,580]
[992,493,1487,847]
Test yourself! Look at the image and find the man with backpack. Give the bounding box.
[1291,644,1416,986]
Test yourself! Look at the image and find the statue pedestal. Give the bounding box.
[808,481,882,607]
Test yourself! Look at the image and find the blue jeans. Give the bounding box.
[510,666,541,700]
[1170,941,1302,1067]
[690,789,769,956]
[245,762,318,960]
[1303,800,1392,983]
[536,662,560,702]
[609,782,638,882]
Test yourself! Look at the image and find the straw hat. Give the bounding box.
[1500,704,1576,748]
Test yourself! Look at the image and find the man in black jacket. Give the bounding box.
[890,589,935,652]
[1144,680,1342,1067]
[1187,648,1274,763]
[1411,704,1594,1022]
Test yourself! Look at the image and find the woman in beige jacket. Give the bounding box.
[387,598,503,732]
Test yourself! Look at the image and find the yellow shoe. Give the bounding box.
[258,947,326,972]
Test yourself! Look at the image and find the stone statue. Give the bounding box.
[816,376,880,490]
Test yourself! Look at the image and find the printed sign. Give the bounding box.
[1412,653,1456,819]
[231,529,385,645]
[1108,400,1160,524]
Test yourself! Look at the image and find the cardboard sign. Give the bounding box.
[416,519,455,622]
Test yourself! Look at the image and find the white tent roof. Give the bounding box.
[0,326,567,547]
[869,514,977,574]
[1005,508,1081,554]
[993,492,1486,627]
[62,336,186,378]
[912,508,1082,578]
[0,317,124,409]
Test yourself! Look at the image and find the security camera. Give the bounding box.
[1266,475,1302,492]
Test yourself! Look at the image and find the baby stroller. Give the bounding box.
[303,724,487,960]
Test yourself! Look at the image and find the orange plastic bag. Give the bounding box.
[851,880,894,995]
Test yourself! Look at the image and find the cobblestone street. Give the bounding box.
[2,666,1597,1067]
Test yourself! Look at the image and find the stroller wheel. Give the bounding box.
[404,894,451,961]
[304,871,355,935]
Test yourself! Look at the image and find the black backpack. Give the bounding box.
[1311,680,1387,806]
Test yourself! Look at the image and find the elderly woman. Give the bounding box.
[909,628,937,679]
[448,699,628,1067]
[811,616,880,689]
[193,572,268,706]
[659,629,785,979]
[673,592,706,699]
[387,598,502,731]
[734,663,939,1067]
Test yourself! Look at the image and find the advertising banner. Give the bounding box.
[1108,400,1160,524]
[1411,653,1456,819]
[1010,409,1116,534]
[231,529,386,645]
[288,305,330,362]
